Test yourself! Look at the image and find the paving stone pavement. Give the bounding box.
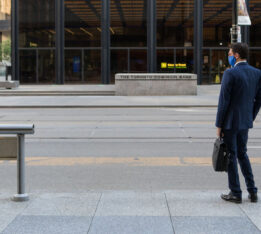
[0,190,260,234]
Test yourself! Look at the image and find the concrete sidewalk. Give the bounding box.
[1,190,260,234]
[0,85,220,108]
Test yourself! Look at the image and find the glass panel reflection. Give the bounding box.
[38,50,55,83]
[176,49,193,73]
[84,50,101,83]
[111,49,128,83]
[65,0,101,47]
[130,49,147,72]
[19,0,55,47]
[19,50,36,83]
[249,51,261,70]
[210,50,228,84]
[202,50,211,84]
[157,0,194,47]
[65,50,82,82]
[203,0,231,47]
[111,0,146,47]
[250,2,261,47]
[157,49,174,72]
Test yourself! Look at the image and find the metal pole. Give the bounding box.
[101,0,110,84]
[147,0,157,72]
[55,0,65,84]
[194,0,203,85]
[231,0,238,43]
[13,134,29,201]
[11,0,19,81]
[241,0,250,44]
[36,49,39,83]
[81,49,84,82]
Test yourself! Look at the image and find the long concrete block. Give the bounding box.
[115,73,197,96]
[0,137,17,160]
[0,81,19,89]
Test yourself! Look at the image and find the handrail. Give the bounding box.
[0,124,34,134]
[0,124,35,202]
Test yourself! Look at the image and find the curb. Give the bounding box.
[0,105,218,108]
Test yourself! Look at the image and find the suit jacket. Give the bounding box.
[216,62,261,130]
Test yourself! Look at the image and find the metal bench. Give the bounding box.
[0,124,35,201]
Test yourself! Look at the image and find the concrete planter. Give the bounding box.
[115,73,197,96]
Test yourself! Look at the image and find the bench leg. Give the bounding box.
[12,134,29,202]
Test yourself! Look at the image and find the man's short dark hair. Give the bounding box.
[230,43,249,59]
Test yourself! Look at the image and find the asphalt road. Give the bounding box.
[1,107,261,193]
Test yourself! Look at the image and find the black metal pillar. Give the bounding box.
[147,0,157,73]
[231,0,238,43]
[55,0,64,84]
[194,0,203,85]
[101,0,110,84]
[241,0,250,44]
[11,0,19,81]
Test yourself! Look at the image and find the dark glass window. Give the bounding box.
[130,49,147,72]
[157,0,194,47]
[111,0,147,47]
[203,0,232,47]
[111,49,128,83]
[249,50,261,69]
[176,49,193,73]
[19,50,36,83]
[203,0,232,84]
[250,2,261,47]
[65,0,101,47]
[38,50,55,83]
[210,50,228,83]
[65,50,82,82]
[202,49,228,84]
[157,49,174,72]
[64,49,101,83]
[19,0,55,48]
[84,50,101,83]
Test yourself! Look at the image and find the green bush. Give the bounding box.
[0,40,11,62]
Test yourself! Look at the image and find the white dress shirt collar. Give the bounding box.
[235,60,247,67]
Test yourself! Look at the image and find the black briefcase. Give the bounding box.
[212,138,229,172]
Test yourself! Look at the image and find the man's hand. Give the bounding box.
[216,128,223,138]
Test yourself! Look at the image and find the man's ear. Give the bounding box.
[234,52,240,60]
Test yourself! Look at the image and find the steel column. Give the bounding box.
[101,0,110,84]
[147,0,157,72]
[36,50,39,83]
[231,0,238,43]
[82,49,84,82]
[128,49,130,72]
[11,0,19,81]
[241,0,250,44]
[194,0,203,85]
[13,134,29,201]
[55,0,65,84]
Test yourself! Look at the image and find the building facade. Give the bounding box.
[2,0,261,85]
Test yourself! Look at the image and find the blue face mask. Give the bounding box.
[228,56,236,67]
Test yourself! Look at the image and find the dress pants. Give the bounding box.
[223,129,258,198]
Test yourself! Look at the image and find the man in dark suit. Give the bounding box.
[216,43,261,203]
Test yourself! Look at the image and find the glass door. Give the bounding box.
[64,0,102,83]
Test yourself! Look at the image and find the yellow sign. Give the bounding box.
[161,63,187,69]
[161,62,167,69]
[30,42,37,47]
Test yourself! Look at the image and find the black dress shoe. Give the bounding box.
[221,192,242,204]
[248,193,258,203]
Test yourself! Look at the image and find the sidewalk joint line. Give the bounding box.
[2,194,37,233]
[164,192,176,234]
[238,204,261,232]
[87,192,102,234]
